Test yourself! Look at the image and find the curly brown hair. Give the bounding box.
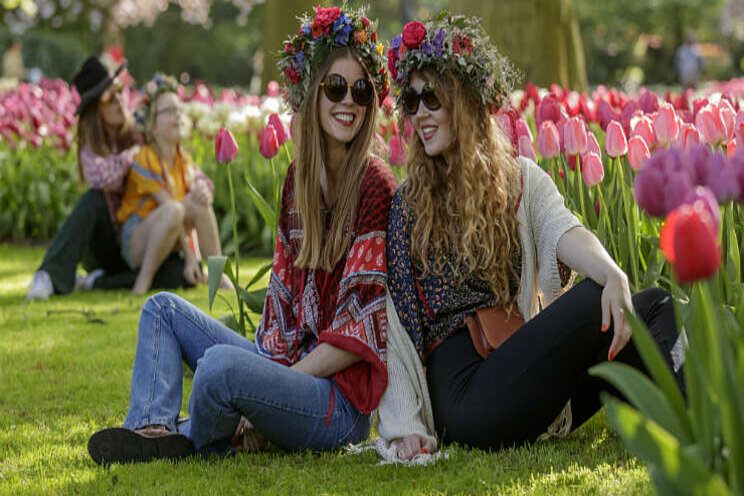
[404,68,522,308]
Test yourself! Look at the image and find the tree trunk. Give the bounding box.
[262,0,318,92]
[451,0,587,91]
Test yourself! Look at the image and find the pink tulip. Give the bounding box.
[268,114,290,146]
[564,116,587,156]
[676,123,701,149]
[582,152,604,186]
[735,110,744,145]
[628,135,650,171]
[267,80,280,97]
[536,94,563,128]
[495,113,512,143]
[696,103,727,145]
[654,102,679,145]
[259,124,280,159]
[605,120,628,158]
[403,119,415,142]
[518,135,537,161]
[719,99,736,143]
[585,131,601,160]
[389,133,408,165]
[631,115,656,149]
[516,118,533,142]
[215,127,239,163]
[537,121,560,159]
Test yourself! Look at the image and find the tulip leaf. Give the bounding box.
[245,261,272,289]
[590,362,691,443]
[246,181,278,236]
[623,310,692,437]
[601,394,732,496]
[207,255,229,311]
[236,286,267,315]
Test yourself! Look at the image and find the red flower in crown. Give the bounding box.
[402,21,427,49]
[361,16,371,28]
[387,49,398,82]
[284,66,300,84]
[315,6,341,28]
[311,22,323,38]
[453,35,473,56]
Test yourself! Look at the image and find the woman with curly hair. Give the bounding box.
[87,5,397,464]
[377,14,686,459]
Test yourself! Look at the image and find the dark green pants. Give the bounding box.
[39,189,192,294]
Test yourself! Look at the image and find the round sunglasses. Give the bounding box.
[320,74,374,107]
[403,83,442,115]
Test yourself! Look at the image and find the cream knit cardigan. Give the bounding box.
[377,157,583,449]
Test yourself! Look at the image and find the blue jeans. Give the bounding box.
[123,292,370,453]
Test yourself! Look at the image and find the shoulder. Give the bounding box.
[134,145,157,167]
[360,156,398,199]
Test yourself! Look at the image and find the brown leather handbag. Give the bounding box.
[464,306,524,359]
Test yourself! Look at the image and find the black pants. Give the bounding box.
[427,279,685,450]
[39,188,191,294]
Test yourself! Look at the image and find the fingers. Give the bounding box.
[608,304,630,361]
[395,435,431,460]
[601,290,610,333]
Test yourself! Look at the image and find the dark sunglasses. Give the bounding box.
[320,74,374,107]
[403,83,441,115]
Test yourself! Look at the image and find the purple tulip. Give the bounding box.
[635,163,668,217]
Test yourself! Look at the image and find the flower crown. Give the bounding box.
[277,4,389,112]
[135,73,180,127]
[388,12,517,110]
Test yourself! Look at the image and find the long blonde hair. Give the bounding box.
[294,48,379,271]
[405,68,522,307]
[76,98,136,184]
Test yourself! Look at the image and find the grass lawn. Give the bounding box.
[0,243,654,495]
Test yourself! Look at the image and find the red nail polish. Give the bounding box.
[601,324,608,332]
[608,351,615,361]
[421,448,428,454]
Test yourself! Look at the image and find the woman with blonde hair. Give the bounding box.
[116,73,224,294]
[87,5,397,464]
[378,14,686,459]
[27,57,188,300]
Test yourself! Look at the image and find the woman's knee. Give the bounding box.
[631,287,671,316]
[159,201,186,228]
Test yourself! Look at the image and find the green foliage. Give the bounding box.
[590,278,744,494]
[0,144,79,241]
[122,3,264,87]
[574,0,731,86]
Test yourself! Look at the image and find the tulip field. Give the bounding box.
[2,74,744,494]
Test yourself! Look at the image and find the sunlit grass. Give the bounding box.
[0,243,654,495]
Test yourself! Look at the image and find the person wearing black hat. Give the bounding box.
[27,56,191,300]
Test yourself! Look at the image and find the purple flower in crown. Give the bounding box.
[301,23,311,35]
[434,29,445,56]
[421,41,434,56]
[294,51,304,68]
[391,34,402,51]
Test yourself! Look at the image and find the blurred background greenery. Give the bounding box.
[1,0,742,91]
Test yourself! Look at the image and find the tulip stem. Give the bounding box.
[226,163,244,332]
[616,157,640,289]
[576,155,587,223]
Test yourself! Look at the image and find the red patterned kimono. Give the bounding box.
[255,158,397,414]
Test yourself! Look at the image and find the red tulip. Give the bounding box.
[696,103,726,145]
[631,115,656,149]
[518,135,537,161]
[537,121,560,159]
[268,114,290,146]
[727,139,737,157]
[564,116,587,156]
[582,152,604,186]
[215,127,239,163]
[628,135,650,171]
[536,94,563,128]
[389,133,408,165]
[259,124,279,159]
[516,118,533,142]
[605,120,628,158]
[735,110,744,145]
[660,201,720,283]
[654,102,679,145]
